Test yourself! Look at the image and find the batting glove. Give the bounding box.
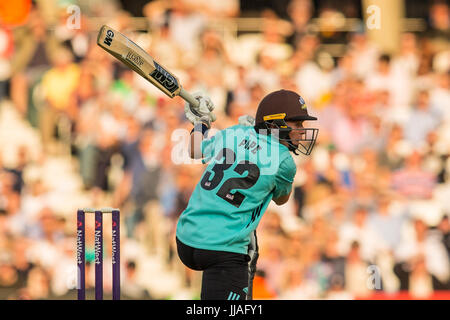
[185,92,216,128]
[238,115,255,127]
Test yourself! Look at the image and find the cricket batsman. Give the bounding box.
[176,89,319,300]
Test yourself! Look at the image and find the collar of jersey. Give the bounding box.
[252,127,289,152]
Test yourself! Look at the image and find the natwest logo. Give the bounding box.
[77,230,83,264]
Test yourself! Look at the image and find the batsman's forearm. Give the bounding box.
[272,190,291,205]
[189,131,204,159]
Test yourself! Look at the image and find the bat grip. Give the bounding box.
[179,88,200,108]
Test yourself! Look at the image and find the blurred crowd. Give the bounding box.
[0,0,449,299]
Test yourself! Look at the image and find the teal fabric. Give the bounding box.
[177,125,296,254]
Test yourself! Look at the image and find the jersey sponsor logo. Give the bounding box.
[204,181,212,187]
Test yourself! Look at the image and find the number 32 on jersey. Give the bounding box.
[200,148,260,208]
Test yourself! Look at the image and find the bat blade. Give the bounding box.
[97,25,183,100]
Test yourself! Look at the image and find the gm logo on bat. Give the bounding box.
[150,61,179,94]
[103,30,114,46]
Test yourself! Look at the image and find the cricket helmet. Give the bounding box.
[254,89,319,155]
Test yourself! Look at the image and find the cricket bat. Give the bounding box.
[96,25,200,108]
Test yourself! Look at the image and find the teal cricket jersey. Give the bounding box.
[176,124,297,255]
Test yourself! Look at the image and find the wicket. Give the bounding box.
[77,208,120,300]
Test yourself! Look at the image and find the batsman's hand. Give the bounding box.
[238,115,255,126]
[185,92,216,128]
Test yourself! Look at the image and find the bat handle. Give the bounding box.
[179,88,200,108]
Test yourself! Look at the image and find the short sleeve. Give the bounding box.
[272,155,297,199]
